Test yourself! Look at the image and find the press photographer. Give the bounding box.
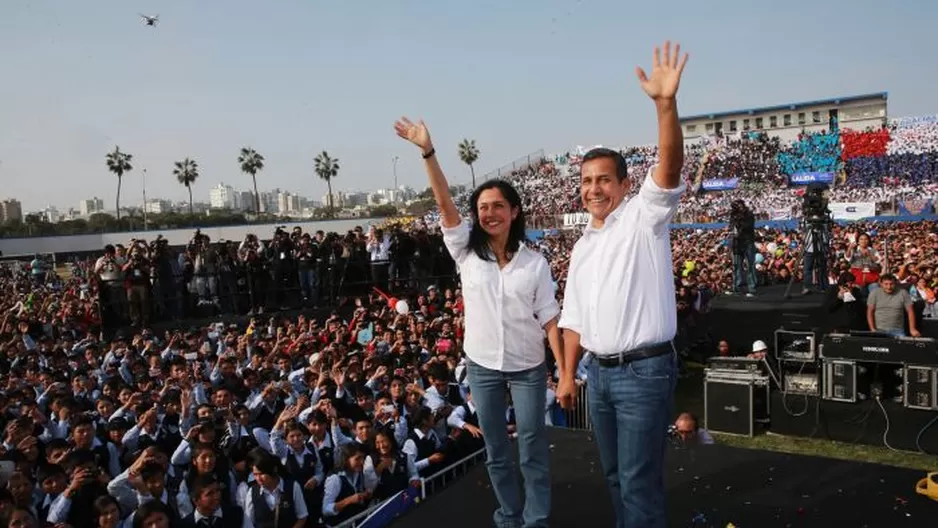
[726,200,757,296]
[800,183,833,295]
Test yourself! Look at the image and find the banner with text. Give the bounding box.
[898,198,934,216]
[789,172,834,185]
[770,207,792,220]
[701,178,739,191]
[828,202,876,220]
[563,212,591,227]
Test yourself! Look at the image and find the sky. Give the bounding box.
[1,0,937,212]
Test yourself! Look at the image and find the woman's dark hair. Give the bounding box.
[467,179,526,261]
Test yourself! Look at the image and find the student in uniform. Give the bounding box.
[303,410,335,477]
[400,407,446,478]
[269,412,324,523]
[321,444,371,528]
[446,386,484,458]
[179,474,244,528]
[363,430,421,501]
[242,453,308,528]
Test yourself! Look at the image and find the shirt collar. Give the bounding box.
[194,508,223,521]
[583,198,629,236]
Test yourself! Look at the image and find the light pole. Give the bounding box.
[142,168,149,231]
[391,156,400,203]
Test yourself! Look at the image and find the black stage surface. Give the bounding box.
[708,285,938,354]
[396,428,934,527]
[708,285,831,355]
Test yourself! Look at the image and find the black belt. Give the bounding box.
[590,342,672,368]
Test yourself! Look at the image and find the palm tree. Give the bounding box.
[458,139,480,188]
[238,147,265,214]
[106,146,133,220]
[173,158,199,216]
[314,151,340,217]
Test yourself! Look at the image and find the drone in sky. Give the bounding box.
[140,14,159,27]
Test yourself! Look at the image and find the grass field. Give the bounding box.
[675,363,938,472]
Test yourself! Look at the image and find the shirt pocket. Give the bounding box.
[462,259,497,291]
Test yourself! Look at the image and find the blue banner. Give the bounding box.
[898,199,934,217]
[701,177,739,191]
[789,172,834,185]
[359,488,420,528]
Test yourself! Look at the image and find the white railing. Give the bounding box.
[419,447,487,500]
[332,447,488,528]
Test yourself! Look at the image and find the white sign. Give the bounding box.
[563,212,591,227]
[828,202,876,220]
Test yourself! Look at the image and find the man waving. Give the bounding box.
[557,41,689,528]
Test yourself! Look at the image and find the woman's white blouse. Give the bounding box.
[441,221,560,372]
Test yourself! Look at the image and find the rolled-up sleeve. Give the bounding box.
[558,247,583,334]
[321,474,342,517]
[532,256,561,326]
[440,221,471,265]
[637,165,685,233]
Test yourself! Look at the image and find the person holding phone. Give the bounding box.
[395,118,563,527]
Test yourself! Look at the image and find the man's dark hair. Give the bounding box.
[880,273,897,283]
[467,179,527,262]
[582,147,629,182]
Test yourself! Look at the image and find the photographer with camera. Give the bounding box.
[239,234,267,315]
[726,200,757,297]
[800,184,833,295]
[389,227,417,292]
[122,241,152,327]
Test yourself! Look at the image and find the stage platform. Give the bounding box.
[707,285,831,354]
[396,428,933,527]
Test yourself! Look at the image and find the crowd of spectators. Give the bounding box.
[492,115,938,224]
[2,113,938,527]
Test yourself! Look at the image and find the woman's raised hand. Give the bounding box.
[394,117,433,152]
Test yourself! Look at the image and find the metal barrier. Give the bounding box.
[330,447,487,528]
[480,150,547,182]
[420,447,487,500]
[333,500,386,528]
[561,382,592,430]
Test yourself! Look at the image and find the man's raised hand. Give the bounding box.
[636,40,689,101]
[394,117,433,152]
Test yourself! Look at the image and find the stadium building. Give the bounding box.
[680,92,888,143]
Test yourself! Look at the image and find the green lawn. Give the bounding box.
[675,363,938,472]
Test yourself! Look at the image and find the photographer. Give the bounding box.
[239,234,267,314]
[726,200,757,296]
[389,227,417,292]
[295,233,320,306]
[122,242,152,327]
[801,184,832,295]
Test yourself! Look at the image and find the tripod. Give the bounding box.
[784,221,828,299]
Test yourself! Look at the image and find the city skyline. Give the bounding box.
[2,1,938,211]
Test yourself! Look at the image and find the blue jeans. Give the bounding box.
[298,268,318,303]
[732,245,757,293]
[803,252,828,291]
[587,350,677,528]
[467,360,550,528]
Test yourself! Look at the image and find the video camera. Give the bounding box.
[802,183,832,227]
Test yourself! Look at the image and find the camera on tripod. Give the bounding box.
[802,183,832,227]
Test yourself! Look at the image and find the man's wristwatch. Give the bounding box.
[422,148,436,159]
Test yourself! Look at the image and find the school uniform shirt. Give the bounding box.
[269,430,324,487]
[441,221,561,372]
[242,478,308,528]
[321,470,367,518]
[401,429,442,472]
[363,452,420,491]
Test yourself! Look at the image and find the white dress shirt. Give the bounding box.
[242,478,308,528]
[441,221,560,371]
[558,166,684,355]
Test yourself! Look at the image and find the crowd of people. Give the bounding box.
[499,115,938,224]
[1,110,938,527]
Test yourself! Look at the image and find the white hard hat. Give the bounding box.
[752,340,768,352]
